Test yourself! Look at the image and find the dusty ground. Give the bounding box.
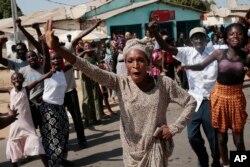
[0,68,13,139]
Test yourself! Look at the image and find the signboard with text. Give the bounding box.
[150,10,175,22]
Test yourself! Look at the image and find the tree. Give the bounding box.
[0,0,23,19]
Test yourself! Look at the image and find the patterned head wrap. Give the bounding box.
[123,38,152,61]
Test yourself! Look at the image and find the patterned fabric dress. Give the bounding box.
[7,88,45,163]
[74,57,196,167]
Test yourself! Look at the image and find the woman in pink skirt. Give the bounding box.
[0,71,52,167]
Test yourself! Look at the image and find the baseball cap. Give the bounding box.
[189,27,207,38]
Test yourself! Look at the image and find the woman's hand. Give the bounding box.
[7,104,18,116]
[244,66,250,78]
[161,125,173,140]
[153,125,173,140]
[46,70,55,78]
[44,19,59,50]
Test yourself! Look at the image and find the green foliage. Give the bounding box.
[0,0,23,19]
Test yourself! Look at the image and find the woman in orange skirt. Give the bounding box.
[184,23,250,167]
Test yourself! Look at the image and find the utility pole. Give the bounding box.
[10,0,18,43]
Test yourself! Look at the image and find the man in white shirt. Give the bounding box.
[149,23,220,167]
[0,39,28,72]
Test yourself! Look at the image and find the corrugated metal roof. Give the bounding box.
[0,27,69,40]
[0,0,113,30]
[0,4,88,29]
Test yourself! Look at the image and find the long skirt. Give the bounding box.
[39,102,69,167]
[210,82,248,133]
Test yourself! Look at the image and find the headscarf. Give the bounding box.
[123,38,153,61]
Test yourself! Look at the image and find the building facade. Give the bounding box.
[82,0,204,39]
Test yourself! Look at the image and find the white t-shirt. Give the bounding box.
[43,71,67,105]
[175,45,217,111]
[19,65,44,101]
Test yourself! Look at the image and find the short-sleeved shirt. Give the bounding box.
[43,71,67,105]
[175,46,217,111]
[8,58,28,72]
[19,65,44,102]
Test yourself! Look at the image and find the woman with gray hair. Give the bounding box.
[43,19,197,167]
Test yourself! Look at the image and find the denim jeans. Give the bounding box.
[187,100,220,167]
[64,88,86,143]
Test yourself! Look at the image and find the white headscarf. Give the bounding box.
[123,39,153,61]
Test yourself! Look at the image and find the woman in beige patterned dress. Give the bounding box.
[44,19,197,167]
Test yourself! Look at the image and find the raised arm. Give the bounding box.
[16,19,42,54]
[148,21,178,55]
[71,20,102,48]
[184,49,222,71]
[78,49,96,58]
[0,37,9,67]
[44,19,76,64]
[44,19,119,90]
[31,23,42,41]
[41,35,51,73]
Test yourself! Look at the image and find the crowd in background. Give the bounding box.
[0,9,249,167]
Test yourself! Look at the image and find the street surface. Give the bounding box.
[0,69,250,167]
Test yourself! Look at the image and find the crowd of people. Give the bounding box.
[0,9,249,167]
